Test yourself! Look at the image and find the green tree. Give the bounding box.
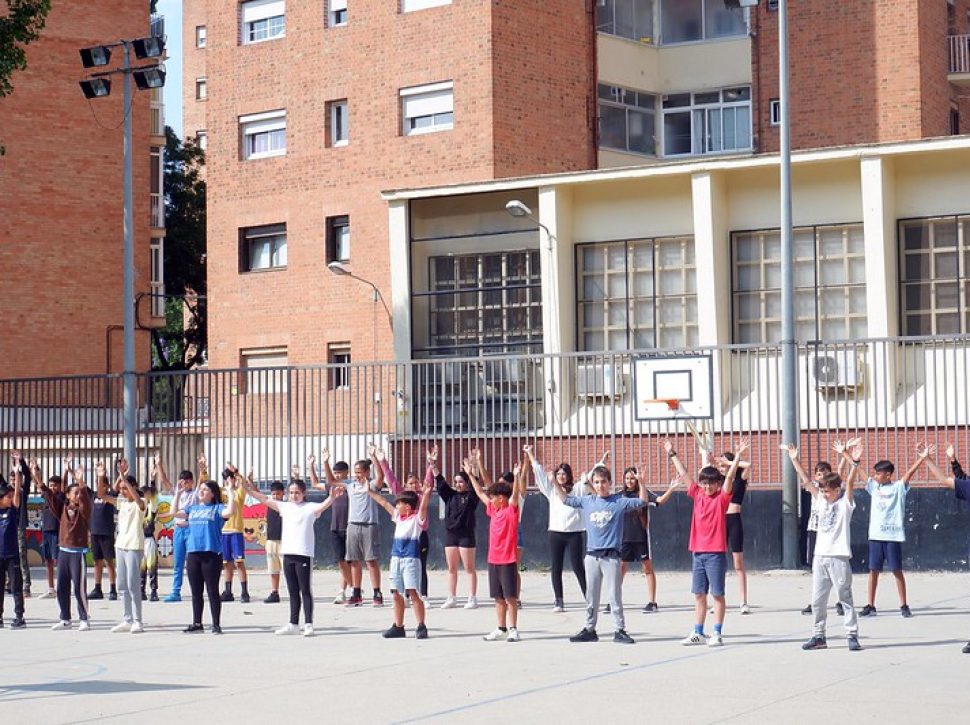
[0,0,51,155]
[152,127,207,372]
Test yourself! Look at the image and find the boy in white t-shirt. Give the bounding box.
[366,479,433,639]
[801,440,864,652]
[860,444,933,618]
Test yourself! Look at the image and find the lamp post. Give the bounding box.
[79,36,165,465]
[327,262,393,329]
[505,199,553,251]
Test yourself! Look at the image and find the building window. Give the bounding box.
[328,99,348,146]
[195,25,207,48]
[769,98,781,126]
[950,103,960,136]
[326,215,350,263]
[240,223,287,272]
[196,129,208,151]
[195,77,207,100]
[732,223,867,344]
[241,0,285,44]
[401,81,454,136]
[402,0,451,12]
[577,237,697,351]
[595,0,655,43]
[328,343,351,389]
[767,0,778,10]
[242,348,288,394]
[240,110,286,159]
[899,215,970,335]
[662,86,751,156]
[418,251,543,357]
[150,146,163,229]
[598,83,656,156]
[661,0,747,44]
[328,0,347,26]
[150,237,165,318]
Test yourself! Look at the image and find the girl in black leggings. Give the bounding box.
[174,478,236,634]
[244,476,334,637]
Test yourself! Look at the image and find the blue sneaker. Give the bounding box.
[164,592,182,603]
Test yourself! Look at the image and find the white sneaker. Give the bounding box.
[483,627,508,641]
[507,627,520,642]
[464,596,479,610]
[332,591,346,605]
[130,622,144,634]
[552,601,565,613]
[40,589,56,599]
[275,623,300,636]
[303,624,315,637]
[440,596,457,609]
[78,620,91,632]
[740,603,752,615]
[110,622,132,633]
[681,632,707,646]
[708,633,724,647]
[51,620,71,631]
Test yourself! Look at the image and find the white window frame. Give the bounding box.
[595,0,656,44]
[195,77,207,101]
[402,0,451,13]
[150,237,165,318]
[597,83,657,156]
[899,215,970,336]
[329,99,348,146]
[327,215,350,263]
[660,0,748,45]
[400,81,454,136]
[661,86,751,157]
[241,0,286,45]
[769,98,781,126]
[196,129,207,150]
[328,0,348,27]
[195,25,207,48]
[242,223,287,272]
[242,348,288,394]
[240,109,287,160]
[327,343,352,390]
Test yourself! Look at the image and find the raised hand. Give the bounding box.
[916,442,936,459]
[321,449,331,463]
[850,443,864,463]
[95,460,107,478]
[198,453,208,470]
[946,443,956,461]
[846,436,862,449]
[307,453,316,467]
[735,436,750,455]
[512,461,522,478]
[832,439,846,454]
[373,446,386,462]
[64,454,74,470]
[367,442,377,458]
[28,457,40,474]
[662,438,674,454]
[782,443,799,460]
[427,444,439,463]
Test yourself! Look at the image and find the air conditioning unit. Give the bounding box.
[577,362,626,400]
[809,353,861,390]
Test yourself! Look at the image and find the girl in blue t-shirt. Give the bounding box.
[173,479,235,634]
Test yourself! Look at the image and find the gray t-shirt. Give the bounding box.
[347,479,379,524]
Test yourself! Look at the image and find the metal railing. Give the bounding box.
[949,34,970,74]
[150,192,164,229]
[2,335,968,487]
[150,100,164,137]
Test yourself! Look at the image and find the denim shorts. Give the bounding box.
[691,552,727,596]
[41,532,60,561]
[389,556,421,593]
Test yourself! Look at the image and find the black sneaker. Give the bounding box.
[859,605,876,617]
[835,603,845,616]
[88,587,104,600]
[141,590,148,601]
[643,602,658,613]
[220,590,234,602]
[183,624,204,633]
[149,591,159,602]
[801,604,813,615]
[613,629,635,644]
[240,592,251,604]
[603,604,611,614]
[900,605,913,618]
[801,636,827,650]
[23,587,31,598]
[382,624,406,639]
[211,625,223,635]
[415,623,429,640]
[847,635,862,651]
[108,589,118,601]
[372,592,384,607]
[264,591,280,604]
[569,627,598,643]
[10,618,26,629]
[0,619,4,628]
[962,641,970,654]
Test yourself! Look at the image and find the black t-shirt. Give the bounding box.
[621,488,655,544]
[436,475,478,532]
[266,506,282,540]
[41,491,64,533]
[89,488,117,536]
[730,470,747,506]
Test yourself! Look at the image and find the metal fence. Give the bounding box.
[1,334,968,488]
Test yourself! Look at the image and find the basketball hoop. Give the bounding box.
[642,398,681,411]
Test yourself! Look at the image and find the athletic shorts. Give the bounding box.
[868,540,903,572]
[488,562,519,600]
[346,522,380,562]
[726,512,744,553]
[90,534,115,561]
[691,552,727,596]
[41,532,60,561]
[621,541,651,563]
[331,530,348,561]
[265,539,282,573]
[221,532,246,563]
[389,556,421,593]
[444,528,476,549]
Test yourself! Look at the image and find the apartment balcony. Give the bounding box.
[150,14,165,40]
[150,98,165,139]
[949,34,970,85]
[150,192,164,230]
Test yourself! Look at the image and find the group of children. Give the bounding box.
[3,439,970,655]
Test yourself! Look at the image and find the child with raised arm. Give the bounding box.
[309,451,352,604]
[666,437,745,647]
[800,440,865,652]
[162,454,203,602]
[141,453,162,602]
[860,443,933,618]
[99,459,148,633]
[29,459,64,600]
[0,455,26,628]
[432,443,481,610]
[262,480,286,604]
[467,458,521,642]
[219,464,250,603]
[363,475,433,639]
[46,457,93,631]
[377,446,432,601]
[544,448,655,644]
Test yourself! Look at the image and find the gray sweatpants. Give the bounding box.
[116,548,145,624]
[584,553,624,632]
[812,555,858,637]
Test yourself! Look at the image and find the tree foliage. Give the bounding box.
[0,0,51,154]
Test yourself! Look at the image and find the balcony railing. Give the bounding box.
[150,282,165,318]
[150,14,165,39]
[949,34,970,74]
[150,101,164,137]
[150,192,164,229]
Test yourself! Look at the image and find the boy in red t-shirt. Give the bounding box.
[467,463,521,642]
[666,437,746,647]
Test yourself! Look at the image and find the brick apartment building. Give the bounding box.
[186,0,970,373]
[0,1,166,380]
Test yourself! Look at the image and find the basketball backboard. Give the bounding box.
[632,354,713,420]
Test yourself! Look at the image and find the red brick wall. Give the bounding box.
[0,1,152,379]
[182,0,208,147]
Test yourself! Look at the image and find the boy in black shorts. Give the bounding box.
[89,472,118,601]
[309,452,352,603]
[263,480,285,603]
[34,466,64,599]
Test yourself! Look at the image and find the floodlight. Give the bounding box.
[79,78,112,99]
[132,36,166,59]
[133,67,166,91]
[79,45,112,68]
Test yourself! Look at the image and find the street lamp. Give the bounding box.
[78,35,166,466]
[327,261,393,328]
[505,199,553,251]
